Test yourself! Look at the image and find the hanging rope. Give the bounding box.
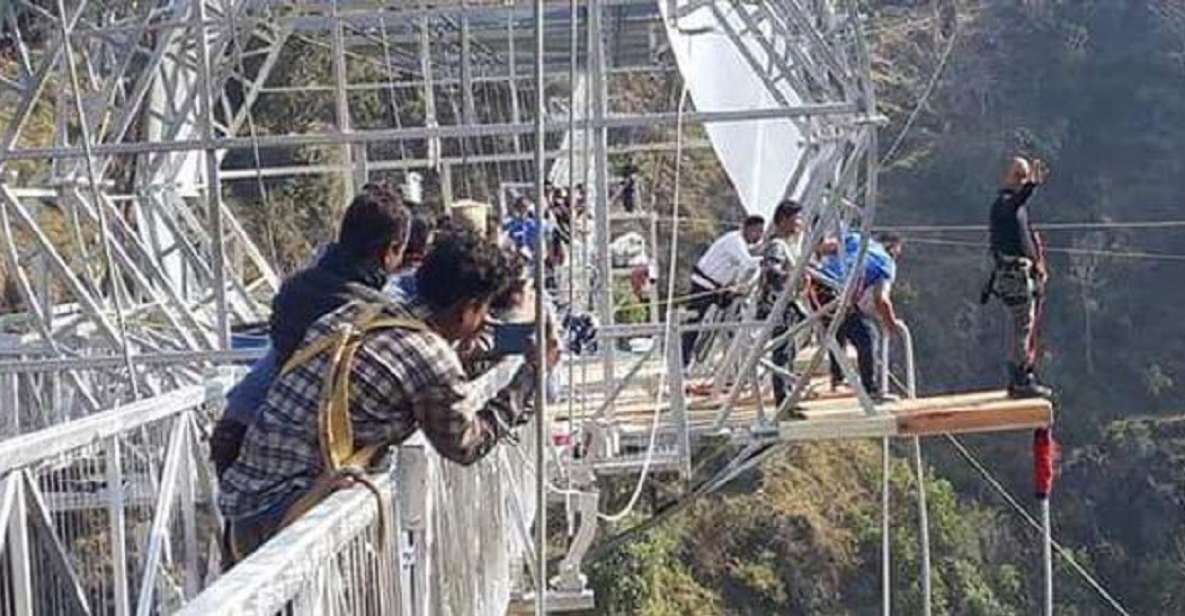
[597,84,690,523]
[880,15,960,167]
[945,434,1131,615]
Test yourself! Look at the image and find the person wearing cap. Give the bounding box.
[985,156,1052,398]
[449,199,492,239]
[681,215,765,367]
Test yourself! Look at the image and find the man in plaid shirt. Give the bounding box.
[219,228,545,557]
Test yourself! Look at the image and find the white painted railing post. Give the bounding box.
[398,441,432,616]
[106,435,131,616]
[8,472,33,616]
[179,413,200,598]
[134,413,188,616]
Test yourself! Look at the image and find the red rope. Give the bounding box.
[1027,231,1048,367]
[1033,427,1058,499]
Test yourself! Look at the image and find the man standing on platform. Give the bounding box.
[817,231,900,403]
[759,200,806,405]
[985,156,1053,398]
[681,215,765,366]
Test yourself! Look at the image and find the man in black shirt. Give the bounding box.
[986,157,1052,398]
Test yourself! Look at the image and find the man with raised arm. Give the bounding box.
[985,156,1052,399]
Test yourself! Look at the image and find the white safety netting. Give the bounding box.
[660,1,808,219]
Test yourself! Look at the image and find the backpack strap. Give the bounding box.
[275,302,427,529]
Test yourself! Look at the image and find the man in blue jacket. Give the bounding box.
[817,231,902,402]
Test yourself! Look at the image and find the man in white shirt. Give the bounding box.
[681,215,765,366]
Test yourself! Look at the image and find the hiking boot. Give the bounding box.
[1007,363,1052,399]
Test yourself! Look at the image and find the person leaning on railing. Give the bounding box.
[815,231,901,403]
[209,183,412,478]
[217,227,556,563]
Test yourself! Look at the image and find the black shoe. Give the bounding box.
[1007,363,1052,399]
[1008,381,1053,399]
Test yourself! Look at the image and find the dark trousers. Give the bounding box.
[681,280,730,367]
[221,494,294,569]
[765,306,801,406]
[830,312,877,395]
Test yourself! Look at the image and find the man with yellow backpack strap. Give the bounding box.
[217,227,553,563]
[210,183,411,478]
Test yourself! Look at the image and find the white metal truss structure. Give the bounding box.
[0,0,914,614]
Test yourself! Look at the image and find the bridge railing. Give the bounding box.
[177,426,541,616]
[0,373,233,616]
[177,355,540,616]
[174,471,400,616]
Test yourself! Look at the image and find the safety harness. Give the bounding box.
[227,302,427,563]
[282,302,426,523]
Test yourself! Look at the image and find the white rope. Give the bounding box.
[597,84,690,523]
[945,435,1131,615]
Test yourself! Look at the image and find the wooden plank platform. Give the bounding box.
[556,350,1052,457]
[568,382,1052,443]
[779,390,1053,441]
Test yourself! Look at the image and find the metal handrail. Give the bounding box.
[879,318,916,398]
[0,375,231,474]
[176,473,397,616]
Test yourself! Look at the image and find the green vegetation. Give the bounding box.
[590,2,1185,613]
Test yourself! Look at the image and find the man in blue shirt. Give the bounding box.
[817,231,902,402]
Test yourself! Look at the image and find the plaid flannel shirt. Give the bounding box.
[218,299,534,520]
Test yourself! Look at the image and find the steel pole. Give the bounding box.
[1042,497,1053,616]
[882,437,891,616]
[533,0,548,613]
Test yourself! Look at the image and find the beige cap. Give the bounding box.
[448,199,491,239]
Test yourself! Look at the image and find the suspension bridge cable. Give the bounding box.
[906,236,1185,262]
[880,17,960,167]
[944,434,1132,615]
[882,220,1185,232]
